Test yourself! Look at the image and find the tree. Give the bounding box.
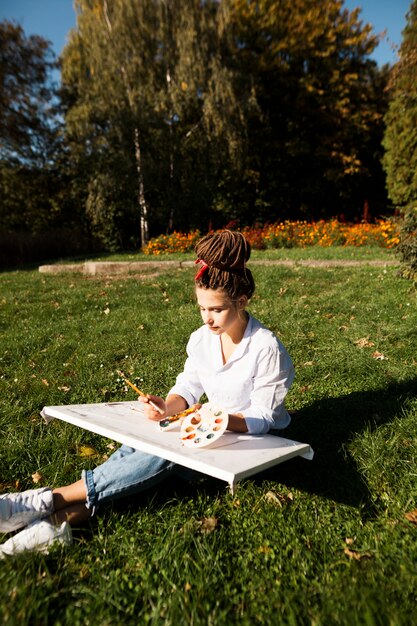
[0,20,57,165]
[229,0,389,221]
[60,0,248,249]
[0,21,67,237]
[383,0,417,279]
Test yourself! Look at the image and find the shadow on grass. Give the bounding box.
[262,377,417,510]
[75,377,417,534]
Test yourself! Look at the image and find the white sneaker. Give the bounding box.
[0,519,72,558]
[0,488,54,532]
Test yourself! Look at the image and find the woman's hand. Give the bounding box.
[138,395,167,420]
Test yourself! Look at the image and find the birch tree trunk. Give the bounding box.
[103,0,149,245]
[134,127,149,244]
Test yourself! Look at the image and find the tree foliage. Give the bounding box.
[0,21,67,238]
[0,20,57,164]
[229,0,388,222]
[383,0,417,279]
[1,2,393,257]
[61,0,248,248]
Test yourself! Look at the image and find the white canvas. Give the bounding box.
[41,402,314,492]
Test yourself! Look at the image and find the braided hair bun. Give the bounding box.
[194,230,255,300]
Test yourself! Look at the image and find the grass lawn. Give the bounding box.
[0,250,416,625]
[83,244,397,263]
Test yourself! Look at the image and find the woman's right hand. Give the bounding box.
[138,395,167,420]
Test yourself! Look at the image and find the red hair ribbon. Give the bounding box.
[195,259,209,280]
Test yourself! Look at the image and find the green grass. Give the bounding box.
[0,258,416,625]
[45,244,397,264]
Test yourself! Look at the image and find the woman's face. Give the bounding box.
[196,287,247,338]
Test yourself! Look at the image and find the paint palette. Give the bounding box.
[180,403,228,448]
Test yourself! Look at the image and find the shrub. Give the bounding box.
[397,208,417,280]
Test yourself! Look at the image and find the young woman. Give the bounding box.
[0,230,294,557]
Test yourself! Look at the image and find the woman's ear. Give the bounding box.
[238,295,248,309]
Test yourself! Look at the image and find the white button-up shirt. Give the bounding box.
[168,315,295,434]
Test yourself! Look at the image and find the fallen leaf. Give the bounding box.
[264,490,293,507]
[258,544,273,554]
[198,516,218,534]
[0,480,20,491]
[58,385,71,392]
[78,445,99,458]
[103,307,110,315]
[184,582,192,592]
[372,351,388,360]
[41,378,49,386]
[405,509,417,524]
[264,490,282,507]
[354,337,375,349]
[344,547,371,561]
[31,471,43,484]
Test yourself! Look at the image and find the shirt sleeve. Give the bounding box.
[167,334,205,408]
[240,344,295,435]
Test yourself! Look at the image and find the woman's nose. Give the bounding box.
[203,313,213,325]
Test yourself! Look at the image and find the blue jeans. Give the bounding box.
[82,445,202,512]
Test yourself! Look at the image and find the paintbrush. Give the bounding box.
[117,371,164,414]
[158,404,200,430]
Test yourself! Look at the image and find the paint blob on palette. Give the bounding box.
[180,403,228,448]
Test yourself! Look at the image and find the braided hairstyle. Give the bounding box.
[194,230,255,300]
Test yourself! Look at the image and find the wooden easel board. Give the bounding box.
[41,402,313,492]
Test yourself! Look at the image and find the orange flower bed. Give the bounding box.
[142,230,201,255]
[142,220,400,254]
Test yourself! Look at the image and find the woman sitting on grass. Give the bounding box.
[0,230,295,557]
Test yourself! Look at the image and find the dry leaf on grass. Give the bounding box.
[258,544,273,554]
[354,337,375,348]
[405,509,417,524]
[264,490,293,507]
[31,471,43,484]
[372,351,388,360]
[0,480,20,491]
[78,445,99,458]
[197,516,218,534]
[264,490,282,507]
[343,547,372,561]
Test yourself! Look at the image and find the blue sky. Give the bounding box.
[0,0,412,66]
